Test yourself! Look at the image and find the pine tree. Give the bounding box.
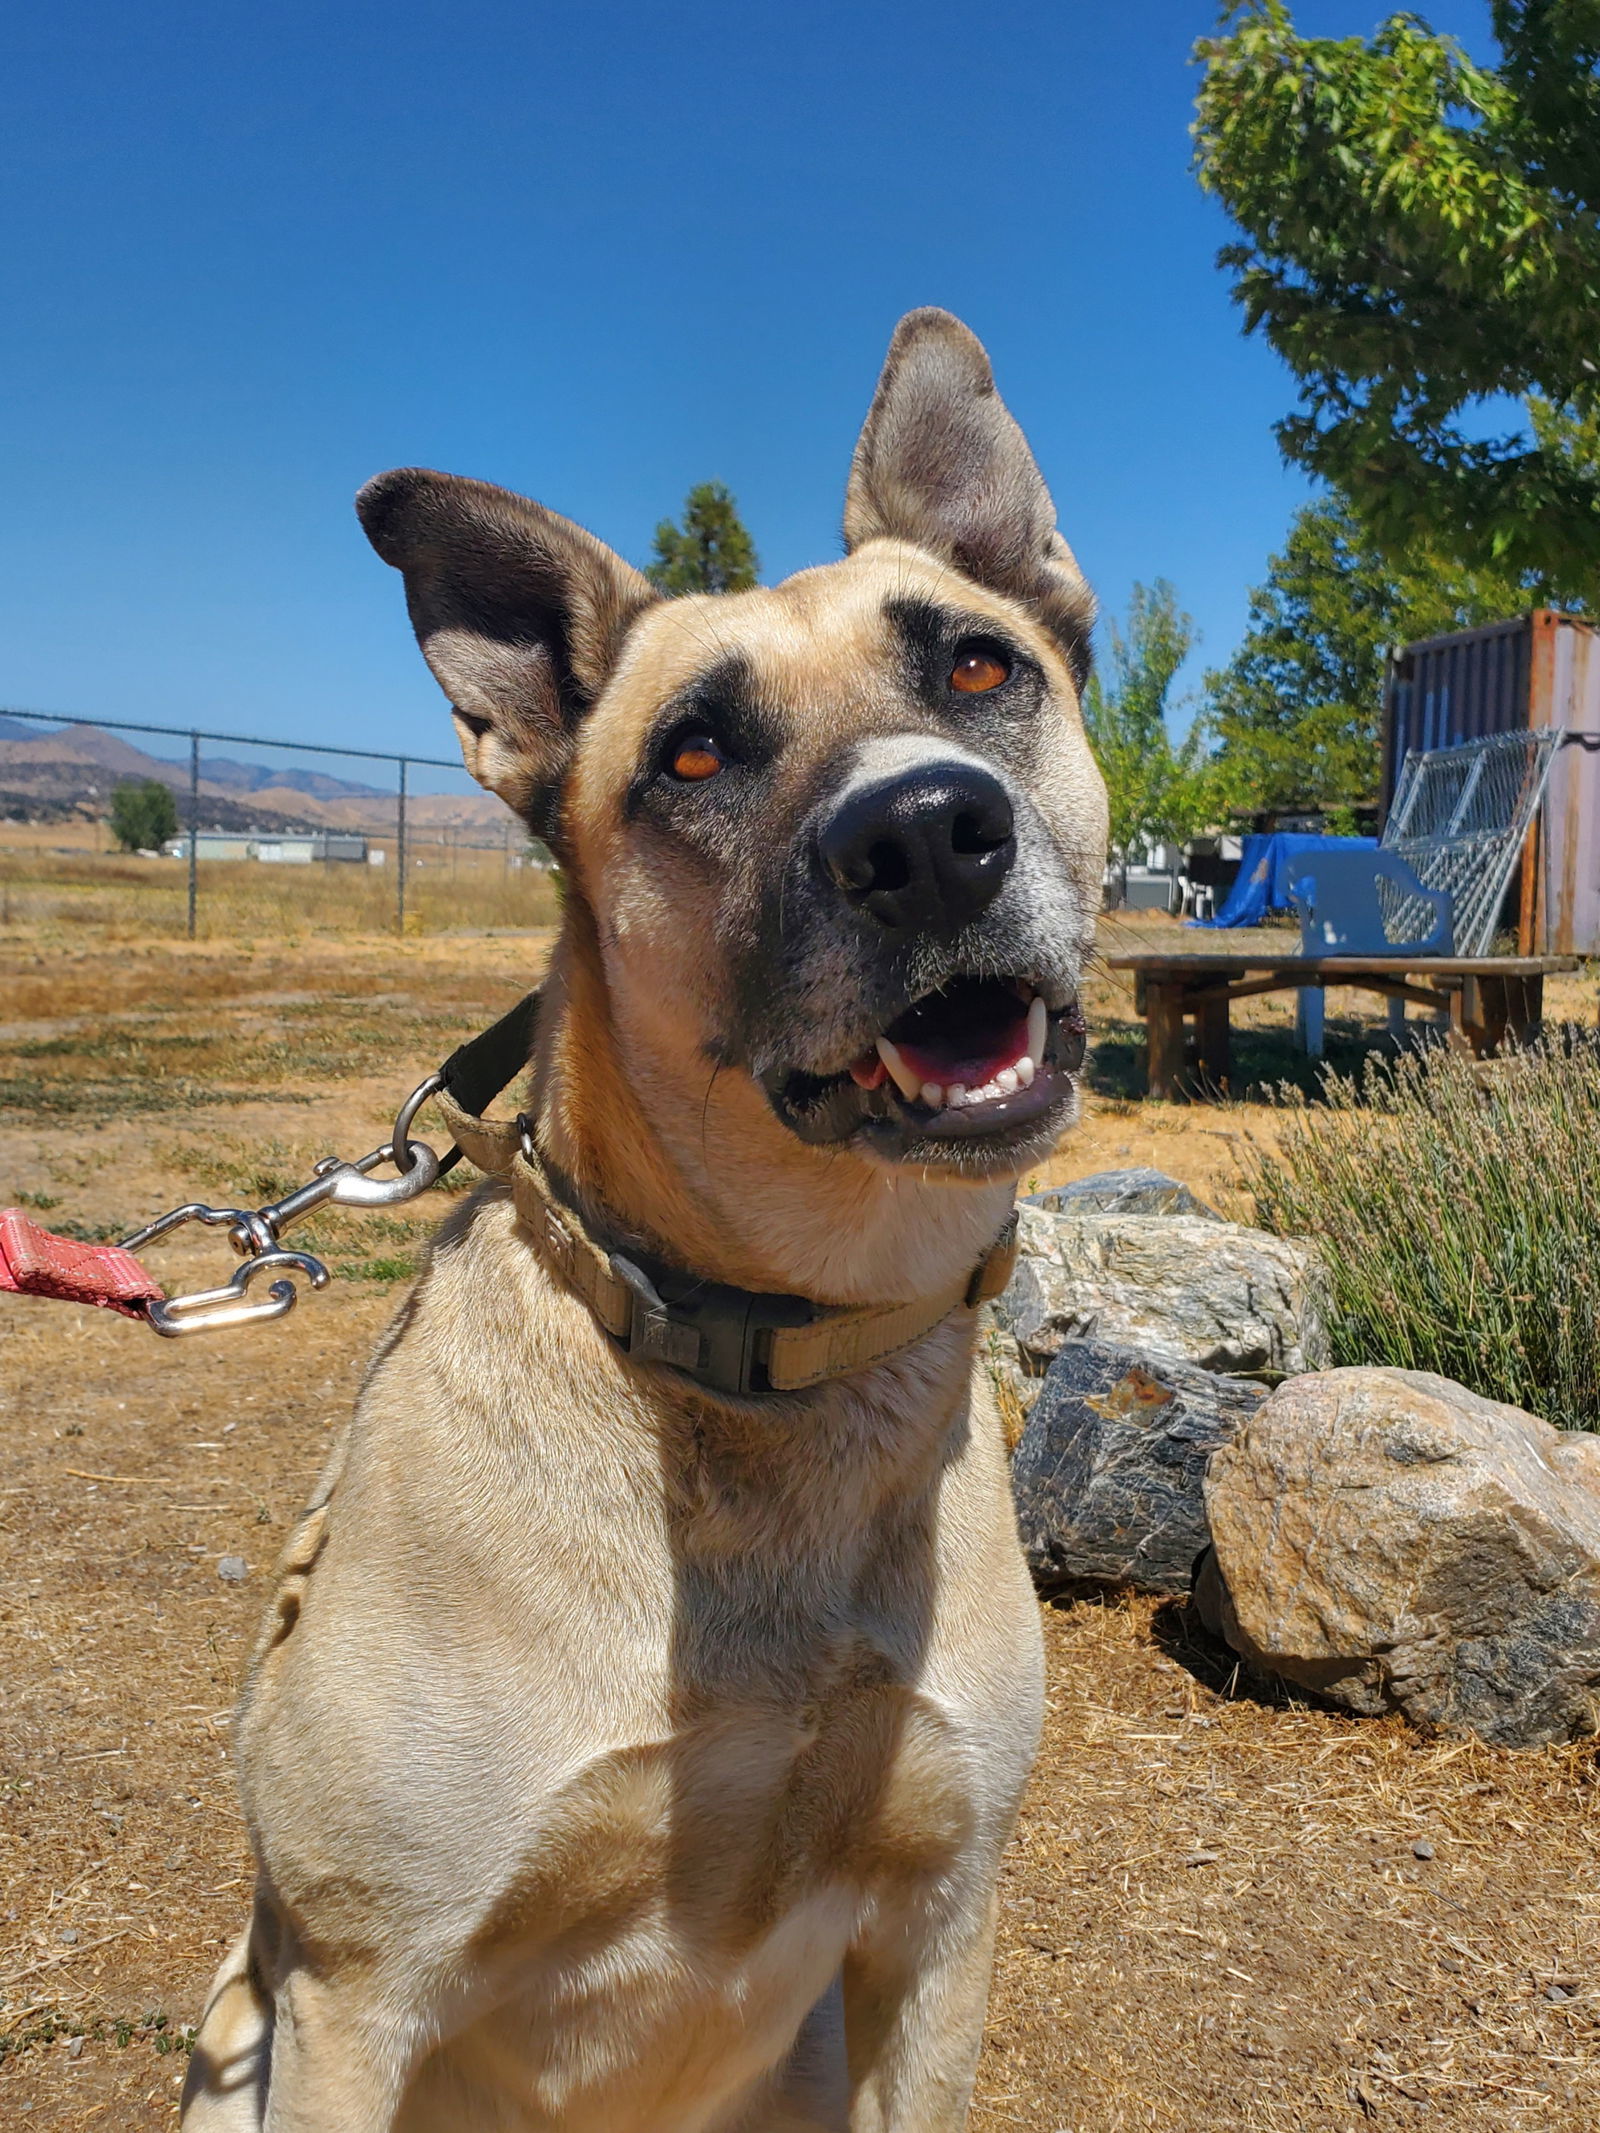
[647,483,760,595]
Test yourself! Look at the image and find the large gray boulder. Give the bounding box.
[993,1201,1328,1384]
[1025,1167,1222,1221]
[1198,1367,1600,1748]
[1012,1340,1265,1594]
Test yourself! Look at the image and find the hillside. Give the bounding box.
[0,721,512,834]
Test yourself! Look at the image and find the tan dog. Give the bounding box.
[181,308,1108,2132]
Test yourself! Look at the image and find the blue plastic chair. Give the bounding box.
[1289,851,1454,1056]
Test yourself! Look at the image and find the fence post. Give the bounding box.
[187,732,199,940]
[396,758,408,935]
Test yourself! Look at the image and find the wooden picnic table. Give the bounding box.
[1107,952,1580,1099]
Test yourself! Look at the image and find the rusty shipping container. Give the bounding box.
[1382,610,1600,954]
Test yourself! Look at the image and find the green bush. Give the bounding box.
[109,778,179,852]
[1245,1036,1600,1431]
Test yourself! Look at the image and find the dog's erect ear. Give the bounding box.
[357,469,660,832]
[844,309,1094,685]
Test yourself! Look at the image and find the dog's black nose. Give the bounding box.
[817,761,1016,932]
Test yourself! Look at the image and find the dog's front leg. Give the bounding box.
[185,1908,422,2133]
[255,1966,426,2133]
[182,1920,275,2133]
[744,1973,850,2132]
[840,1890,1000,2132]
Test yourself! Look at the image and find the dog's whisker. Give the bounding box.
[698,1062,723,1161]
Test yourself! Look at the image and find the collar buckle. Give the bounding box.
[610,1253,705,1376]
[607,1253,817,1398]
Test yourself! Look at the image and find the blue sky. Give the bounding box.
[2,0,1494,777]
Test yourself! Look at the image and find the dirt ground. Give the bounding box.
[2,919,1596,2129]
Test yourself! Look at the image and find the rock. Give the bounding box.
[1199,1368,1600,1748]
[994,1204,1329,1380]
[1011,1339,1266,1594]
[980,1173,1328,1425]
[979,1306,1047,1439]
[1025,1168,1222,1221]
[216,1554,248,1584]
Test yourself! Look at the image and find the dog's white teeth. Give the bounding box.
[950,1072,996,1109]
[1027,994,1048,1069]
[878,989,1051,1116]
[874,1036,923,1103]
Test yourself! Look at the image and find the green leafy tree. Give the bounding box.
[646,482,760,594]
[1203,493,1536,819]
[1083,581,1218,862]
[109,777,178,852]
[1193,1,1600,594]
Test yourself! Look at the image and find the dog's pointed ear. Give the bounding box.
[357,469,660,833]
[844,309,1094,686]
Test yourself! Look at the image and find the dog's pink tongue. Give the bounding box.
[894,1025,1028,1090]
[886,987,1032,1093]
[849,1054,888,1089]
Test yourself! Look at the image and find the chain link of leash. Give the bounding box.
[118,1073,453,1337]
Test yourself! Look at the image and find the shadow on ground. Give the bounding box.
[1085,1013,1397,1105]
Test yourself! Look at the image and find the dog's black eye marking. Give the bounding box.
[627,653,778,820]
[885,598,1032,711]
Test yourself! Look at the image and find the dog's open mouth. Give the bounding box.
[855,977,1047,1112]
[765,975,1087,1165]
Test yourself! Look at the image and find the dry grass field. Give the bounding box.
[0,832,561,941]
[1,917,1597,2129]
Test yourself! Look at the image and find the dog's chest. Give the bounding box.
[474,1620,973,1967]
[385,1611,966,2122]
[438,1626,974,2124]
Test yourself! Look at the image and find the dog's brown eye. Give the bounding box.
[670,734,726,781]
[950,649,1009,694]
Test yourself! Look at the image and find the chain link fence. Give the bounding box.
[0,709,561,942]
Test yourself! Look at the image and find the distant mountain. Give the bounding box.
[193,756,390,801]
[3,720,396,801]
[0,719,510,834]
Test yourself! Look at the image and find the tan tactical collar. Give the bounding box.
[434,990,1018,1400]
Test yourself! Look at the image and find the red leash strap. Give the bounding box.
[0,1209,165,1321]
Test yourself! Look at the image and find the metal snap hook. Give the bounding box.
[113,1069,452,1339]
[324,1073,445,1209]
[145,1250,330,1339]
[325,1137,441,1208]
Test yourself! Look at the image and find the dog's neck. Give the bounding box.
[527,918,1017,1310]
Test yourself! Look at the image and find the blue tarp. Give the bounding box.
[1189,833,1378,930]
